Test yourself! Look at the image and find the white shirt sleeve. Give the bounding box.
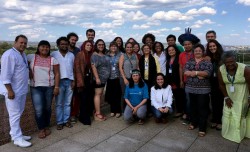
[150,87,161,109]
[1,52,15,84]
[165,86,173,108]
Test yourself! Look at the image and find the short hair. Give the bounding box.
[109,41,118,48]
[141,44,151,51]
[15,34,28,42]
[142,33,155,44]
[154,73,168,89]
[94,39,106,53]
[206,30,216,37]
[193,44,206,54]
[56,36,69,46]
[67,32,79,41]
[221,51,236,63]
[86,29,95,35]
[166,34,176,41]
[152,41,164,53]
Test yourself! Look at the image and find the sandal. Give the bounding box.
[198,132,206,137]
[38,129,46,139]
[64,122,73,128]
[115,113,121,118]
[216,124,222,131]
[45,128,51,136]
[188,125,196,130]
[94,113,107,121]
[57,124,63,130]
[110,113,115,117]
[138,119,144,125]
[210,123,217,129]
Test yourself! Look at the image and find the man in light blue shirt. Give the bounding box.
[0,35,32,147]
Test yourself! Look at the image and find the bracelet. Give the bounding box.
[195,71,198,76]
[224,97,229,100]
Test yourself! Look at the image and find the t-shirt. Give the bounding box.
[124,83,149,106]
[27,54,59,87]
[91,52,110,84]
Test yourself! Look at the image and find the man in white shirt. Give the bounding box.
[0,35,32,147]
[51,36,75,130]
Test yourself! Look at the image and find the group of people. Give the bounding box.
[0,28,249,148]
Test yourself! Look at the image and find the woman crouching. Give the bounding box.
[124,69,149,125]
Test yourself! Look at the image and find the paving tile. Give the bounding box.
[238,138,250,152]
[187,134,239,152]
[68,127,116,147]
[0,142,26,152]
[87,134,143,152]
[37,139,90,152]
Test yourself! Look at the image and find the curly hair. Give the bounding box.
[142,33,155,44]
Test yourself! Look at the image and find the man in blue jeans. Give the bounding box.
[51,36,75,130]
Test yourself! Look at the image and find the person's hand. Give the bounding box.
[225,98,233,109]
[7,90,15,100]
[190,71,196,77]
[158,108,164,113]
[53,87,59,96]
[71,81,75,89]
[163,107,169,113]
[197,76,205,79]
[180,81,184,88]
[96,78,101,85]
[184,71,192,77]
[132,106,138,114]
[124,78,129,85]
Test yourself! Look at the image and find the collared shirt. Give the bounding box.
[51,50,75,80]
[0,47,29,96]
[154,52,166,75]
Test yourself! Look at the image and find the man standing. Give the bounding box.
[67,32,80,124]
[205,30,216,42]
[86,29,95,43]
[51,37,75,130]
[166,34,184,52]
[0,35,32,147]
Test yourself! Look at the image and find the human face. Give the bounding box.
[145,37,153,47]
[183,41,193,52]
[142,45,150,55]
[58,40,69,52]
[125,43,133,54]
[224,57,237,71]
[69,36,78,48]
[132,74,140,83]
[167,37,175,46]
[87,32,95,41]
[14,37,27,53]
[156,75,164,87]
[133,44,139,53]
[97,41,105,52]
[208,42,217,54]
[85,42,92,52]
[194,47,203,59]
[206,33,216,42]
[115,38,122,47]
[109,44,117,53]
[38,45,50,57]
[155,43,162,53]
[168,46,176,57]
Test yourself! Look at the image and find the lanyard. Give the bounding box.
[226,70,236,86]
[111,54,117,67]
[126,53,134,69]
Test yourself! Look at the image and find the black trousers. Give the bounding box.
[189,93,210,132]
[105,78,122,113]
[172,88,185,114]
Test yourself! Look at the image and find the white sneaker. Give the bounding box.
[14,138,32,148]
[22,135,32,141]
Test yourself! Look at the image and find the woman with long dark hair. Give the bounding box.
[124,69,149,125]
[206,39,224,130]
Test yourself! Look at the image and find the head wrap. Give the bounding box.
[178,28,200,46]
[131,69,141,75]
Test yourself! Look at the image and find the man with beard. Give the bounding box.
[51,37,75,130]
[67,32,80,124]
[86,29,95,44]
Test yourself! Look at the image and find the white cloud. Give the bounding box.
[186,7,216,16]
[171,27,181,31]
[245,30,250,34]
[147,28,169,36]
[221,11,227,15]
[230,33,240,36]
[9,24,32,30]
[132,24,150,29]
[80,22,95,28]
[152,10,193,21]
[248,18,250,21]
[237,0,250,6]
[95,30,118,42]
[191,19,214,28]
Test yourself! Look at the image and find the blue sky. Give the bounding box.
[0,0,250,45]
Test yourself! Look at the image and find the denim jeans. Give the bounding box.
[30,86,54,130]
[151,106,173,119]
[55,79,73,124]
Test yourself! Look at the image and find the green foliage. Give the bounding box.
[0,42,12,54]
